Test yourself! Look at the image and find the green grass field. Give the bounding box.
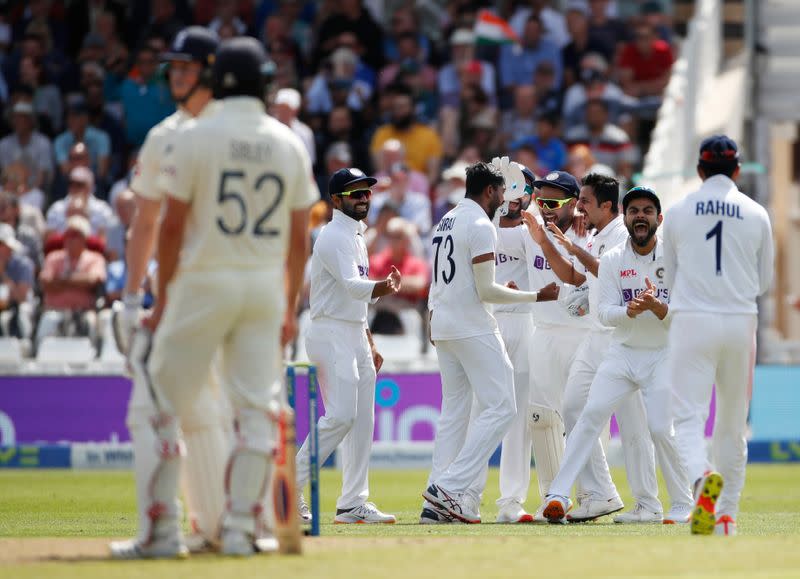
[1,465,799,578]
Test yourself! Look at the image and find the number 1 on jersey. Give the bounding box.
[706,220,722,276]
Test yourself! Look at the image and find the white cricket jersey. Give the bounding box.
[309,209,376,325]
[597,237,671,349]
[663,175,774,315]
[496,215,590,328]
[494,221,531,314]
[131,102,220,201]
[585,215,629,331]
[157,97,318,272]
[428,198,499,341]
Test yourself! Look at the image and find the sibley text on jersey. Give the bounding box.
[230,140,271,163]
[695,200,743,219]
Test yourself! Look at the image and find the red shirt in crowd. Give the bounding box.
[618,39,674,82]
[369,248,430,302]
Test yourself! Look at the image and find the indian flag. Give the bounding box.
[474,10,519,45]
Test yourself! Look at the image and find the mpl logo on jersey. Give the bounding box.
[620,269,637,278]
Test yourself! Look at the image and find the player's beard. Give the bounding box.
[342,200,370,221]
[628,219,657,247]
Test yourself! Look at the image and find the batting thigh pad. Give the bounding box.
[530,404,565,499]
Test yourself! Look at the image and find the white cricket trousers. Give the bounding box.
[529,325,585,416]
[549,344,692,509]
[431,332,516,494]
[668,313,757,519]
[296,318,376,510]
[469,312,535,507]
[563,330,658,509]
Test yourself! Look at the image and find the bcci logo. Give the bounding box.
[656,267,664,279]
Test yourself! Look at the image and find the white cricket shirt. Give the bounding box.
[496,216,590,328]
[309,209,377,325]
[428,198,499,340]
[597,237,671,349]
[585,215,629,331]
[130,109,190,201]
[662,175,774,315]
[157,97,318,271]
[493,221,532,314]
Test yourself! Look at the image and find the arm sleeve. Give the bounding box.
[468,218,497,259]
[129,129,161,199]
[317,239,377,302]
[758,210,775,295]
[157,127,196,204]
[473,259,539,304]
[597,251,629,327]
[495,225,525,258]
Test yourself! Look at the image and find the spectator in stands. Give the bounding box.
[365,201,400,256]
[465,106,500,161]
[208,0,248,37]
[641,1,673,45]
[368,216,429,335]
[438,29,497,110]
[565,98,636,178]
[316,141,352,200]
[105,188,135,262]
[262,13,304,84]
[37,215,106,345]
[369,163,432,235]
[532,61,563,117]
[54,96,111,184]
[432,160,468,224]
[618,22,674,118]
[0,223,34,339]
[562,52,631,129]
[139,0,185,46]
[509,0,570,49]
[271,88,315,165]
[371,85,442,185]
[500,14,562,90]
[315,105,370,173]
[314,0,384,72]
[19,54,63,136]
[499,84,539,152]
[562,1,612,87]
[511,112,567,174]
[0,101,54,190]
[119,45,175,148]
[373,139,429,198]
[587,0,629,57]
[510,141,542,178]
[379,32,437,94]
[383,6,431,64]
[566,143,597,179]
[46,166,114,239]
[306,46,373,115]
[2,162,45,211]
[83,64,126,181]
[0,193,43,269]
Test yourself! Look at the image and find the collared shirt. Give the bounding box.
[46,194,114,235]
[310,209,377,324]
[41,249,106,310]
[428,198,498,340]
[585,215,629,331]
[663,174,774,315]
[598,237,671,349]
[158,97,318,272]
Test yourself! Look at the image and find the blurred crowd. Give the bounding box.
[0,0,676,355]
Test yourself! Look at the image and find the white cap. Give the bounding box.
[274,88,301,111]
[0,223,22,252]
[65,215,91,237]
[69,166,95,188]
[442,161,469,182]
[12,102,34,115]
[450,29,475,46]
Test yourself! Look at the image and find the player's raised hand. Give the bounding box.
[388,265,402,293]
[547,222,576,255]
[537,282,560,302]
[644,277,657,294]
[522,211,547,245]
[571,212,587,238]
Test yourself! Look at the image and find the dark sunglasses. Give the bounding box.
[339,188,372,200]
[535,197,572,210]
[69,180,88,187]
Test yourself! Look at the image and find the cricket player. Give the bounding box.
[663,136,774,536]
[540,186,693,524]
[109,27,233,558]
[422,162,558,524]
[130,37,316,557]
[295,167,401,525]
[522,172,658,523]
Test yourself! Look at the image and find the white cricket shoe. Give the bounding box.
[422,484,481,524]
[496,501,534,524]
[542,495,572,524]
[419,506,454,524]
[254,532,280,553]
[567,495,624,523]
[613,503,663,524]
[109,535,189,560]
[221,529,256,557]
[298,495,312,523]
[663,503,693,525]
[714,515,736,536]
[334,502,396,524]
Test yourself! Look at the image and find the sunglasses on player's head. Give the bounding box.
[535,197,573,210]
[339,188,372,200]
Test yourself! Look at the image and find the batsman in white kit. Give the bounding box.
[663,136,774,536]
[295,167,401,525]
[127,37,316,557]
[422,162,558,524]
[493,169,590,523]
[541,186,693,524]
[522,173,658,523]
[109,27,235,558]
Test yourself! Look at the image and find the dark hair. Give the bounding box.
[582,173,619,214]
[389,83,414,100]
[465,162,504,199]
[698,159,738,178]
